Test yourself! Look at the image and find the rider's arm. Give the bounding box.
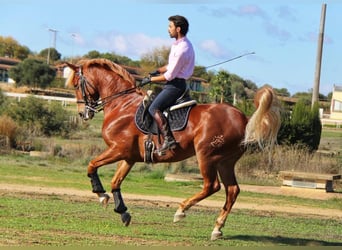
[151,74,167,83]
[150,65,168,83]
[157,65,168,74]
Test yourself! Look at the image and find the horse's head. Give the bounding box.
[66,59,141,120]
[65,61,99,120]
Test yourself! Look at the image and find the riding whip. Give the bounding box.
[205,52,255,69]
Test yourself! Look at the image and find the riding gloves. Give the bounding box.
[138,77,151,87]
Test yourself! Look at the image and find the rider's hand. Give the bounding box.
[138,77,151,87]
[149,70,160,76]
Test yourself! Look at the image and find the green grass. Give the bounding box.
[0,153,341,246]
[0,124,342,246]
[321,128,342,138]
[0,153,341,211]
[1,192,341,246]
[320,128,342,153]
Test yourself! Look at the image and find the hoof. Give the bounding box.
[121,212,131,227]
[211,230,223,240]
[173,211,186,222]
[99,193,110,208]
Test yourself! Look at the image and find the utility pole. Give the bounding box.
[47,28,58,65]
[71,33,77,60]
[49,28,58,49]
[312,3,327,108]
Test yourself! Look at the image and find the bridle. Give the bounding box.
[75,66,138,119]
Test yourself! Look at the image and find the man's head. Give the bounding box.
[168,15,189,38]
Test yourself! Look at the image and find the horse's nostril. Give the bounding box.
[79,112,84,118]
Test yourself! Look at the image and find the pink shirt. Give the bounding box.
[164,37,195,81]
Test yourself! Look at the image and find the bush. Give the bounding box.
[235,98,255,116]
[8,58,56,88]
[278,99,322,151]
[4,96,78,137]
[0,115,18,148]
[0,88,7,114]
[236,144,340,185]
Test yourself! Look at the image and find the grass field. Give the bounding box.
[0,102,341,246]
[0,153,341,246]
[1,190,341,246]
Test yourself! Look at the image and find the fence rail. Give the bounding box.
[4,92,76,105]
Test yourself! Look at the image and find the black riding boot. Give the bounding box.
[153,110,177,154]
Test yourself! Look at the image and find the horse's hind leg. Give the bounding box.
[211,163,240,240]
[173,161,221,222]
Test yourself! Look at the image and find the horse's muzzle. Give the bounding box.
[79,107,94,120]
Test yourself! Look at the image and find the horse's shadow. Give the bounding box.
[224,234,342,246]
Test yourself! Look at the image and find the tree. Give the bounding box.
[274,87,290,97]
[193,66,206,78]
[292,91,328,102]
[39,48,61,63]
[85,50,101,59]
[9,58,56,88]
[292,92,311,101]
[84,50,140,67]
[327,92,332,101]
[192,66,215,82]
[231,81,245,99]
[209,70,235,103]
[0,36,30,60]
[245,79,258,91]
[15,45,31,60]
[140,46,170,73]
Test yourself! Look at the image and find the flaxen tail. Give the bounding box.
[243,86,281,149]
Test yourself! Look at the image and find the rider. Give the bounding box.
[139,15,195,154]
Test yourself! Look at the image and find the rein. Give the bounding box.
[77,67,137,113]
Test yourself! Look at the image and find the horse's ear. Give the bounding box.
[64,62,78,88]
[65,61,78,72]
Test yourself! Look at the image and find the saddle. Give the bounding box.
[135,89,196,162]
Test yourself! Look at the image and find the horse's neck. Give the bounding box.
[102,92,142,114]
[97,81,132,99]
[92,69,142,113]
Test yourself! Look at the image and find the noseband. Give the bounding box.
[76,67,99,112]
[75,67,138,117]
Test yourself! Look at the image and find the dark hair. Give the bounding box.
[168,15,189,36]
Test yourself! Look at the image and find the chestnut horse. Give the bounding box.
[66,58,280,240]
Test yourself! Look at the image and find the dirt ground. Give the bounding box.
[0,183,341,219]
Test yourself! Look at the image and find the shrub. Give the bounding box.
[0,115,18,148]
[0,88,7,114]
[277,99,322,151]
[4,96,79,137]
[235,98,255,116]
[236,144,340,185]
[8,58,56,88]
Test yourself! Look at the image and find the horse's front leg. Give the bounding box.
[110,160,134,226]
[87,148,125,208]
[88,171,110,207]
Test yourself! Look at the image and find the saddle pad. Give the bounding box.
[135,104,195,135]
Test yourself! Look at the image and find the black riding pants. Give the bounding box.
[148,78,186,116]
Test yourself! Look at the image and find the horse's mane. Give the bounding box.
[81,58,136,84]
[65,58,136,88]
